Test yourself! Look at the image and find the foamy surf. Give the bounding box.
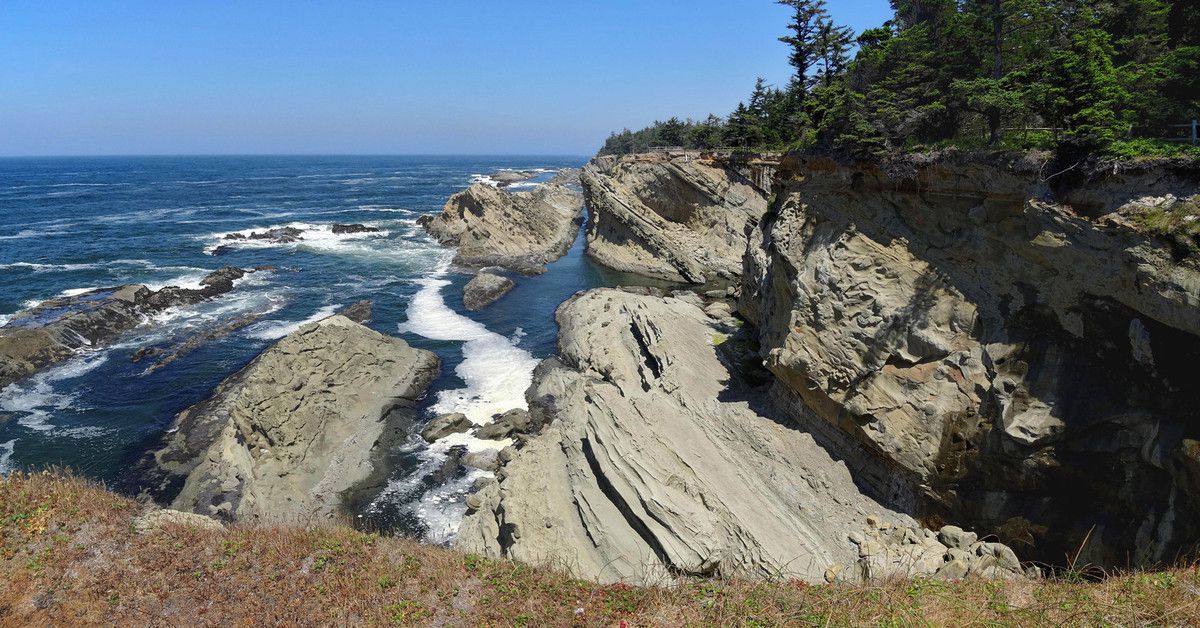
[0,352,111,436]
[201,222,390,256]
[0,440,14,475]
[245,303,342,341]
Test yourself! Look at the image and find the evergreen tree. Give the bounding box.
[777,0,831,99]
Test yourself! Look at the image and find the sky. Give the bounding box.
[0,1,892,156]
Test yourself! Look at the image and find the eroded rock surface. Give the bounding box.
[0,267,251,389]
[463,270,515,311]
[457,288,1025,584]
[418,179,584,274]
[147,315,439,524]
[740,154,1200,566]
[580,153,771,283]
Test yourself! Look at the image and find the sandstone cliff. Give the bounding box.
[418,180,584,274]
[457,288,1027,584]
[147,315,439,524]
[580,153,772,283]
[739,153,1200,567]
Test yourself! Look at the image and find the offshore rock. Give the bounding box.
[580,153,771,283]
[741,153,1200,566]
[148,315,439,524]
[462,269,515,311]
[456,288,1025,583]
[420,413,473,443]
[418,181,584,274]
[0,267,250,389]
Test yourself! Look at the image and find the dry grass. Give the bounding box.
[1,471,1199,627]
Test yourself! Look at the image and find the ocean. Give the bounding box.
[0,155,631,540]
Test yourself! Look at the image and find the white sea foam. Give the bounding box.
[367,439,492,544]
[201,222,390,256]
[0,314,11,328]
[0,353,110,435]
[0,440,15,475]
[244,303,341,341]
[400,275,540,429]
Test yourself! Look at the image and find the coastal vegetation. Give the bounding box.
[600,0,1200,159]
[4,470,1200,626]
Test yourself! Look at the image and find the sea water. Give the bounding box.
[0,155,633,539]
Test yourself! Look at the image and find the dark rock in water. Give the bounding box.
[135,307,275,376]
[331,223,381,235]
[210,245,235,256]
[420,412,473,443]
[0,267,253,389]
[247,226,304,242]
[337,300,373,324]
[463,270,514,311]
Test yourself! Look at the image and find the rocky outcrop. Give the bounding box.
[456,288,1026,584]
[147,315,438,524]
[0,267,251,389]
[418,181,584,274]
[420,413,473,443]
[740,153,1200,567]
[580,153,771,283]
[331,223,381,235]
[462,270,514,311]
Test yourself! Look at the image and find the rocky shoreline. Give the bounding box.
[0,266,256,389]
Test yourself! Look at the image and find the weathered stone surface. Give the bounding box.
[331,223,381,235]
[457,288,1023,583]
[421,413,473,443]
[148,315,439,524]
[337,300,373,323]
[418,180,584,274]
[0,267,251,389]
[463,270,515,311]
[741,154,1200,566]
[580,153,770,283]
[132,509,224,535]
[473,408,536,441]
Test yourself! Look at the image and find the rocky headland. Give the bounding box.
[457,288,1029,584]
[144,314,439,524]
[417,176,585,274]
[580,152,773,284]
[573,150,1200,569]
[0,267,253,389]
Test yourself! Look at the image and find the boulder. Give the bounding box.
[420,413,473,443]
[331,223,381,235]
[462,270,515,311]
[337,300,373,323]
[146,315,439,524]
[133,509,224,535]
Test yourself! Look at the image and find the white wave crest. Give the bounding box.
[244,303,341,341]
[201,222,390,256]
[0,353,110,436]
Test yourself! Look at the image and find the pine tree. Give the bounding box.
[777,0,830,99]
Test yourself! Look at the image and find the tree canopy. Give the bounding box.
[599,0,1199,159]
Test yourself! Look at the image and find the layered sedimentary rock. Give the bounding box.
[148,315,438,524]
[0,267,250,389]
[457,288,1026,583]
[418,180,585,274]
[462,269,514,311]
[580,153,771,283]
[740,153,1200,566]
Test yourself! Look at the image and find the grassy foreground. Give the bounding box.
[1,472,1198,626]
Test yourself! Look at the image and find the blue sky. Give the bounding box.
[0,1,892,156]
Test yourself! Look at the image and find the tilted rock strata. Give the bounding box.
[456,288,1025,584]
[580,154,770,283]
[462,270,515,311]
[740,154,1200,566]
[150,315,438,524]
[418,181,584,274]
[0,267,250,389]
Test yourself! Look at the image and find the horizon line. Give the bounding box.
[0,152,595,159]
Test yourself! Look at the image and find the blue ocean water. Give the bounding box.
[0,155,628,538]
